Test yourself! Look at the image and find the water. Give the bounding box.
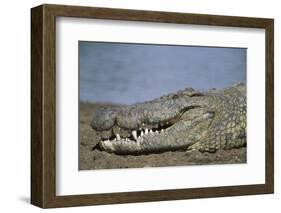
[79,41,246,105]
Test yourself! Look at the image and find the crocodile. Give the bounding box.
[91,83,246,155]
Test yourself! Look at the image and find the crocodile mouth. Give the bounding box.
[99,113,180,145]
[93,106,205,147]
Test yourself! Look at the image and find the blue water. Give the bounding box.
[79,42,246,105]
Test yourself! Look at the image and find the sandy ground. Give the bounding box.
[79,102,246,170]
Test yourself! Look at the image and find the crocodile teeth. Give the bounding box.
[145,128,148,134]
[116,133,120,140]
[132,130,137,141]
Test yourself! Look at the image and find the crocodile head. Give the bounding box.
[90,84,246,155]
[91,88,215,154]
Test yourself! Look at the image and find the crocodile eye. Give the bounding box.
[172,94,179,99]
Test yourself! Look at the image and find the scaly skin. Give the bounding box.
[91,83,246,154]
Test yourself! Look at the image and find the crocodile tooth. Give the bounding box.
[141,131,144,136]
[149,129,153,133]
[138,137,143,143]
[155,130,159,134]
[145,128,148,134]
[132,130,137,141]
[116,134,121,140]
[161,129,164,132]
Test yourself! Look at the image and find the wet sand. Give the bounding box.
[79,102,246,170]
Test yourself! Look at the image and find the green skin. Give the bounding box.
[91,84,246,155]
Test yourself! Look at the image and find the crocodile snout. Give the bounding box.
[90,107,120,131]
